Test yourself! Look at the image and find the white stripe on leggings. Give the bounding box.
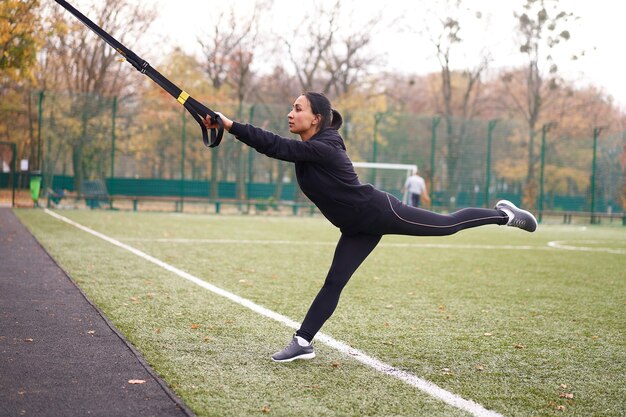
[386,193,503,229]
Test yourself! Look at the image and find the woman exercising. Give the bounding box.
[204,92,537,362]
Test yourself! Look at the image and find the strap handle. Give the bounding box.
[181,95,224,148]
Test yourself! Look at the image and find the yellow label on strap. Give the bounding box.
[177,91,190,105]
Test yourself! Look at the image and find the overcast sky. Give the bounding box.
[118,0,626,109]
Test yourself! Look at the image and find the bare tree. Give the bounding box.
[422,0,490,200]
[198,7,255,90]
[282,0,382,96]
[281,1,339,93]
[46,0,156,192]
[251,66,300,202]
[323,9,383,96]
[198,1,270,201]
[500,0,575,207]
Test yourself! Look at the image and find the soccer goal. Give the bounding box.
[352,162,418,203]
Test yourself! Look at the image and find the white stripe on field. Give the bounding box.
[44,209,503,417]
[123,237,546,252]
[547,240,626,255]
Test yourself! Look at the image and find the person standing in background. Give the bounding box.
[402,169,430,207]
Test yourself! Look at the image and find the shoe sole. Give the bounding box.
[271,352,316,363]
[496,199,517,211]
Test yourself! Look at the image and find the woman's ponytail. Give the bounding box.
[330,109,343,130]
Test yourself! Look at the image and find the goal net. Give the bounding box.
[352,162,418,203]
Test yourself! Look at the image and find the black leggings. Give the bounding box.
[296,194,507,342]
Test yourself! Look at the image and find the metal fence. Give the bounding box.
[1,90,624,222]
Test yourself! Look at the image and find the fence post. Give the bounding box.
[538,122,556,222]
[430,117,440,196]
[485,120,497,207]
[247,105,255,184]
[37,90,45,171]
[370,112,384,184]
[590,126,604,223]
[110,96,116,179]
[180,107,186,212]
[109,96,117,209]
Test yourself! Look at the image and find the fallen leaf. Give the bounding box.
[483,333,493,337]
[475,364,485,371]
[559,383,568,389]
[556,405,566,411]
[87,330,95,335]
[559,392,574,399]
[128,379,146,384]
[331,361,341,368]
[155,328,161,334]
[591,335,600,340]
[191,324,200,330]
[261,405,271,413]
[438,304,446,311]
[514,344,525,349]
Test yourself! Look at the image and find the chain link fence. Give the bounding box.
[1,90,623,223]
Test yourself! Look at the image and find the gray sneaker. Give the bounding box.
[271,336,315,363]
[495,200,538,232]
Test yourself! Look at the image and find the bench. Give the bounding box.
[107,195,318,216]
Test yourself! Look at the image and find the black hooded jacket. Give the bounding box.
[229,122,388,235]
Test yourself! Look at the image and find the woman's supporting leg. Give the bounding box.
[296,233,382,342]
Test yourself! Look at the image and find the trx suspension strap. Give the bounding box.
[54,0,224,148]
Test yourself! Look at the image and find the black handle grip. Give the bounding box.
[184,97,224,148]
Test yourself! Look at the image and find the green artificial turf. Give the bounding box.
[16,209,626,416]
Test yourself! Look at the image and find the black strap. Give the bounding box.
[54,0,223,148]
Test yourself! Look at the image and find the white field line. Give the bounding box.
[547,240,626,255]
[44,208,502,417]
[123,237,547,251]
[125,237,626,254]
